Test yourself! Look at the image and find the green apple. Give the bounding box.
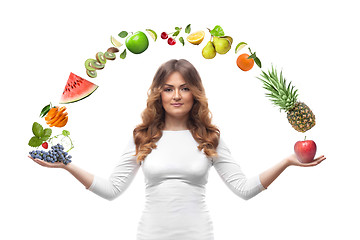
[125,31,149,54]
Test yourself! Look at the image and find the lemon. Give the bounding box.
[235,42,247,54]
[146,29,157,41]
[111,36,122,47]
[186,30,205,45]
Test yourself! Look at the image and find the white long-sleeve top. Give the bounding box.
[88,130,265,240]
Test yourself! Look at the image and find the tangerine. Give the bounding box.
[236,53,254,71]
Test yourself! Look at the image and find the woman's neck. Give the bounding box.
[163,114,189,131]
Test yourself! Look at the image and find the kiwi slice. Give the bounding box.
[107,47,119,53]
[85,58,96,71]
[104,51,116,60]
[86,69,97,78]
[89,60,105,70]
[96,52,107,64]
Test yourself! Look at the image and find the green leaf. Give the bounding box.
[43,128,52,140]
[32,122,44,138]
[210,25,225,37]
[120,49,127,59]
[172,31,180,37]
[40,103,51,118]
[185,24,191,34]
[179,37,185,46]
[62,130,70,137]
[28,136,42,147]
[118,31,128,38]
[254,57,262,68]
[248,52,257,60]
[40,136,48,141]
[247,49,262,68]
[175,27,181,31]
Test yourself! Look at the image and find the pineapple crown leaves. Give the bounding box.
[257,65,299,112]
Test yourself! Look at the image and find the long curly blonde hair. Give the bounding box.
[133,59,220,164]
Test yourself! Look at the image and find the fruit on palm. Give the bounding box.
[257,66,316,133]
[213,36,231,54]
[202,41,216,59]
[294,138,317,163]
[45,106,69,128]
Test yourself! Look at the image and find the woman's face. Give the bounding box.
[161,71,194,120]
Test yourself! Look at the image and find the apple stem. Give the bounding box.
[304,136,307,141]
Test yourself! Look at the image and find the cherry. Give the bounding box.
[161,32,168,39]
[168,37,176,45]
[42,142,48,149]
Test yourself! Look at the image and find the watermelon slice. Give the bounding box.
[59,72,98,104]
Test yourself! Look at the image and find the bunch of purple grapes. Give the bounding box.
[29,143,72,165]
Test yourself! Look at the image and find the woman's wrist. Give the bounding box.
[62,162,72,171]
[62,162,94,189]
[283,154,299,167]
[283,157,292,167]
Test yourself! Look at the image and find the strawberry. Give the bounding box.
[42,142,48,149]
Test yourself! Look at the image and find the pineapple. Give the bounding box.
[257,66,316,133]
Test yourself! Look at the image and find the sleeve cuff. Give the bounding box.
[87,175,97,191]
[257,175,267,191]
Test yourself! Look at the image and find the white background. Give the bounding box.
[1,0,359,239]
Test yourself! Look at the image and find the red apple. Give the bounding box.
[294,139,317,163]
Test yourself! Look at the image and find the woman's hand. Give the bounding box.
[28,156,66,169]
[286,154,326,167]
[259,154,326,189]
[28,155,94,189]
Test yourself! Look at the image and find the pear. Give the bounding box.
[202,41,216,59]
[213,36,231,54]
[223,36,233,44]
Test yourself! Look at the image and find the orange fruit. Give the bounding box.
[236,53,254,71]
[45,107,58,121]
